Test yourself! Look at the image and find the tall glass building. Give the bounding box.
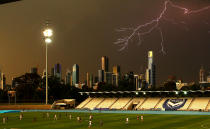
[146,51,156,88]
[54,63,62,81]
[98,70,104,82]
[101,56,109,72]
[65,71,72,85]
[72,64,79,86]
[112,65,121,86]
[0,73,6,90]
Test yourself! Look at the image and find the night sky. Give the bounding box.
[0,0,210,85]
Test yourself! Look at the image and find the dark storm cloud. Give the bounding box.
[0,0,210,85]
[0,0,21,5]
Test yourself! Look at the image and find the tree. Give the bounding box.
[164,81,177,91]
[0,89,7,103]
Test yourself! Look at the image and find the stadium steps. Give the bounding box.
[137,98,147,110]
[189,97,210,110]
[123,98,138,110]
[109,98,119,109]
[178,98,193,111]
[155,98,169,110]
[83,98,105,110]
[110,98,132,110]
[187,98,195,110]
[140,98,161,110]
[122,98,133,110]
[135,98,147,110]
[205,99,210,111]
[207,99,210,111]
[95,98,105,108]
[76,97,92,109]
[81,98,93,109]
[154,98,163,109]
[133,98,146,110]
[97,98,118,109]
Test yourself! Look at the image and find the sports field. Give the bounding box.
[1,112,210,129]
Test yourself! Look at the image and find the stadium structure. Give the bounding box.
[76,91,210,111]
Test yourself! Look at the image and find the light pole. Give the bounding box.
[43,27,53,104]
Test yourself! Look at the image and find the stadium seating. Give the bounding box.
[133,98,146,110]
[188,97,210,110]
[83,98,104,110]
[155,98,169,110]
[76,97,210,111]
[110,98,131,110]
[123,98,145,110]
[178,98,193,110]
[76,97,92,109]
[139,98,161,110]
[207,100,210,111]
[97,98,118,109]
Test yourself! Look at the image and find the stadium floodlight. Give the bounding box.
[45,38,52,44]
[43,29,53,37]
[43,23,53,105]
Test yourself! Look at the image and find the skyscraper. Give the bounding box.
[86,72,89,87]
[134,74,146,90]
[113,65,120,74]
[199,66,205,83]
[0,73,6,90]
[104,72,113,84]
[65,70,72,85]
[89,74,93,88]
[72,64,79,86]
[134,75,140,90]
[101,56,109,72]
[86,73,93,88]
[112,74,118,86]
[112,65,121,86]
[54,63,62,81]
[145,51,156,88]
[0,72,3,90]
[98,70,104,82]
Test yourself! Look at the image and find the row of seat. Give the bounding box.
[76,97,210,111]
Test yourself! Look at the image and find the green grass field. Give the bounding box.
[0,112,210,129]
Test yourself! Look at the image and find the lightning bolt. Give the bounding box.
[158,27,166,55]
[115,0,210,53]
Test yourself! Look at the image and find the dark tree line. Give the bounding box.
[0,73,85,104]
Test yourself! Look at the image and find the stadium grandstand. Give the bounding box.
[76,90,210,111]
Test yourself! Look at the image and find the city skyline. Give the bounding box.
[3,54,210,86]
[0,0,210,85]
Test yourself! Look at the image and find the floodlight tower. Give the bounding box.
[43,22,53,104]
